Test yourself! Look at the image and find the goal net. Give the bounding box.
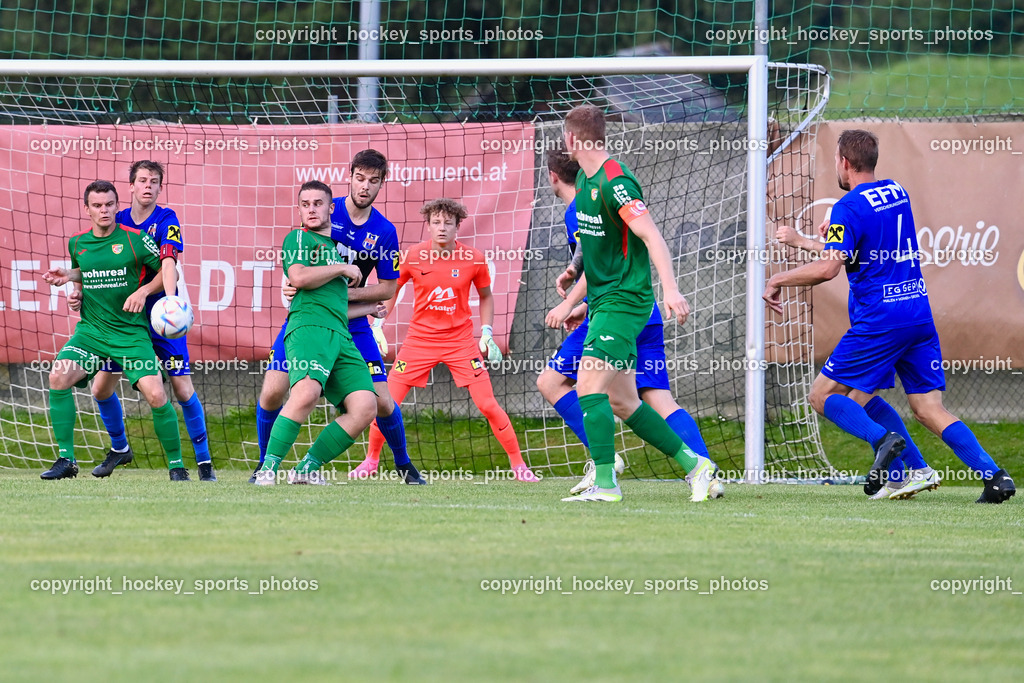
[0,59,830,481]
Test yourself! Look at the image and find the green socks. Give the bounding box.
[297,422,356,474]
[625,403,700,471]
[263,416,302,472]
[49,388,77,462]
[580,393,617,488]
[151,402,183,469]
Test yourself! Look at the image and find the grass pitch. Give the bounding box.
[2,471,1022,682]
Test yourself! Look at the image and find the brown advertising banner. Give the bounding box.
[797,121,1024,366]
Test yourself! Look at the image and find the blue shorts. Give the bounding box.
[103,331,191,377]
[548,318,670,391]
[268,319,387,382]
[822,322,946,395]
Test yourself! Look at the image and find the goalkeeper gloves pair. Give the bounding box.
[371,319,502,363]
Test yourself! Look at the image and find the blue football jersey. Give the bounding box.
[116,205,182,309]
[823,180,932,330]
[564,199,580,260]
[330,196,401,330]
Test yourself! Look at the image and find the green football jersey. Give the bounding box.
[573,157,656,312]
[69,224,162,342]
[281,228,350,334]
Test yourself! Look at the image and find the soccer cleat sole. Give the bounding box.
[889,480,940,500]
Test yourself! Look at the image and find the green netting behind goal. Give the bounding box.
[0,1,1018,119]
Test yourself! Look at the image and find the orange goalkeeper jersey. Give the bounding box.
[397,240,490,345]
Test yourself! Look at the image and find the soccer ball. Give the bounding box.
[150,295,194,339]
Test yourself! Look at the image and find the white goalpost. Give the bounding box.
[0,57,829,482]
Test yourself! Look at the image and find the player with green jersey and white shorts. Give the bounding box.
[253,180,378,485]
[41,180,185,481]
[559,104,724,503]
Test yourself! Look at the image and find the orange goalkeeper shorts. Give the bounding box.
[390,336,490,388]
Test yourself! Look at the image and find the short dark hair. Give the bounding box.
[84,180,118,205]
[129,160,165,184]
[298,180,332,201]
[564,104,606,145]
[420,198,468,226]
[351,148,388,179]
[545,143,581,185]
[837,129,879,173]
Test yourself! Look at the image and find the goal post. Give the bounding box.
[0,57,829,482]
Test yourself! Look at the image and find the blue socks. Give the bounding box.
[376,403,410,466]
[95,393,129,451]
[865,396,926,484]
[179,393,210,464]
[823,394,888,446]
[942,421,999,478]
[665,408,709,458]
[553,390,589,447]
[256,402,282,467]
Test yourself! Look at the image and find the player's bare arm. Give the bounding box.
[123,256,178,313]
[43,267,82,286]
[546,273,588,329]
[347,277,397,303]
[776,216,828,253]
[627,213,690,325]
[762,251,844,315]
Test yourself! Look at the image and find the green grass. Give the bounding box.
[2,472,1022,682]
[5,404,1024,486]
[828,55,1024,116]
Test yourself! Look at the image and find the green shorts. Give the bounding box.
[285,325,375,409]
[582,306,651,371]
[56,328,161,388]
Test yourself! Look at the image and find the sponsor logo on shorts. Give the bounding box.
[366,361,384,376]
[470,358,485,374]
[394,360,407,372]
[163,354,186,372]
[600,335,614,341]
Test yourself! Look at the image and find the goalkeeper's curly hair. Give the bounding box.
[420,197,468,226]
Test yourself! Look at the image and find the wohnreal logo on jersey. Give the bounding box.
[425,286,457,314]
[81,266,129,289]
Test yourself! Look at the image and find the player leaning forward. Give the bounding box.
[560,104,723,503]
[41,181,185,480]
[254,181,377,485]
[763,129,1014,504]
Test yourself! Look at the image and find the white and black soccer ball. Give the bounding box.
[150,295,194,339]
